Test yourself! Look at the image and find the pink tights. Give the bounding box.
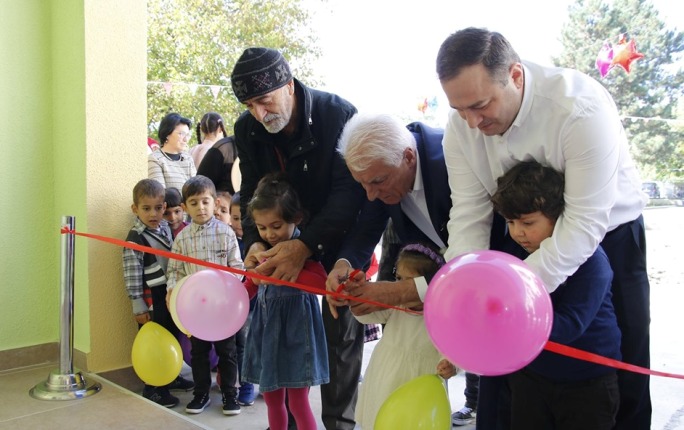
[262,387,316,430]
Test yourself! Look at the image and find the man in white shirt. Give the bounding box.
[436,27,650,430]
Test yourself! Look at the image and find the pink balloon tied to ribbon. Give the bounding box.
[424,250,553,376]
[175,269,250,342]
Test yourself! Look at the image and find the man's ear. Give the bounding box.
[510,63,524,90]
[404,147,417,165]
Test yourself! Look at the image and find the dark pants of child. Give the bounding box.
[464,372,480,410]
[150,286,179,336]
[141,286,180,395]
[508,369,619,429]
[235,298,255,377]
[191,335,238,399]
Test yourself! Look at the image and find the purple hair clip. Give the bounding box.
[400,243,445,267]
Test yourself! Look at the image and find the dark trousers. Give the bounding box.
[320,298,364,430]
[601,215,651,429]
[236,297,256,381]
[478,216,651,430]
[476,376,511,430]
[508,369,619,430]
[141,286,180,392]
[464,372,480,410]
[191,335,238,398]
[150,285,179,337]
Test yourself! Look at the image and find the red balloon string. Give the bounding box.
[60,227,419,315]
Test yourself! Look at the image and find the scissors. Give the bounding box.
[336,268,362,293]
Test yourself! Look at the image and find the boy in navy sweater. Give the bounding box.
[491,161,621,429]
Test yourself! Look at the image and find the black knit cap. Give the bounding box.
[230,47,293,103]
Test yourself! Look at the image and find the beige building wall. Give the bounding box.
[0,0,148,373]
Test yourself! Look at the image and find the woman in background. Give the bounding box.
[190,112,227,168]
[148,112,196,193]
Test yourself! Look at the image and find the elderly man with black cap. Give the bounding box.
[230,47,368,430]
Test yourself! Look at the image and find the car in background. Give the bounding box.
[642,181,676,199]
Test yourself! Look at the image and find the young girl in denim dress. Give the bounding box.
[241,173,329,430]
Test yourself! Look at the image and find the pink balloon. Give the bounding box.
[424,250,552,376]
[177,333,219,368]
[595,41,615,78]
[176,269,249,341]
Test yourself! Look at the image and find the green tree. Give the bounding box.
[147,0,320,145]
[554,0,684,180]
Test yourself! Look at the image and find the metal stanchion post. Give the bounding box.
[30,216,102,400]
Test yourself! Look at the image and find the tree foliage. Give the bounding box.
[147,0,320,144]
[554,0,684,180]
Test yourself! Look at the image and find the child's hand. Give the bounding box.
[135,312,151,325]
[436,358,458,379]
[244,242,268,272]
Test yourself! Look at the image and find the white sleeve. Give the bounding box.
[443,112,494,262]
[525,98,621,292]
[415,276,429,302]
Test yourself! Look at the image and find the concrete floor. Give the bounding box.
[0,340,475,430]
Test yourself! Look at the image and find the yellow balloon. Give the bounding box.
[169,276,190,335]
[131,321,182,386]
[374,374,451,430]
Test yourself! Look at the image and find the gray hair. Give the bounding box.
[337,113,416,172]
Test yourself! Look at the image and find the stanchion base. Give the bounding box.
[29,369,102,401]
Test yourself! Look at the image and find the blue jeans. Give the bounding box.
[236,296,256,383]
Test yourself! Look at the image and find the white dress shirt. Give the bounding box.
[401,153,445,300]
[443,61,647,292]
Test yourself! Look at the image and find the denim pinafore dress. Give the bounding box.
[241,232,329,391]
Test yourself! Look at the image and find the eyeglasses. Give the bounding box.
[177,131,192,140]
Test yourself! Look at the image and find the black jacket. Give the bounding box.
[234,79,365,270]
[196,136,237,193]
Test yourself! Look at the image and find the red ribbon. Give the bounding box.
[61,227,684,380]
[544,341,684,380]
[61,227,418,315]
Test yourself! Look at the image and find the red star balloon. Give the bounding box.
[611,38,644,73]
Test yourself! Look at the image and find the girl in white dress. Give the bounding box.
[354,243,458,428]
